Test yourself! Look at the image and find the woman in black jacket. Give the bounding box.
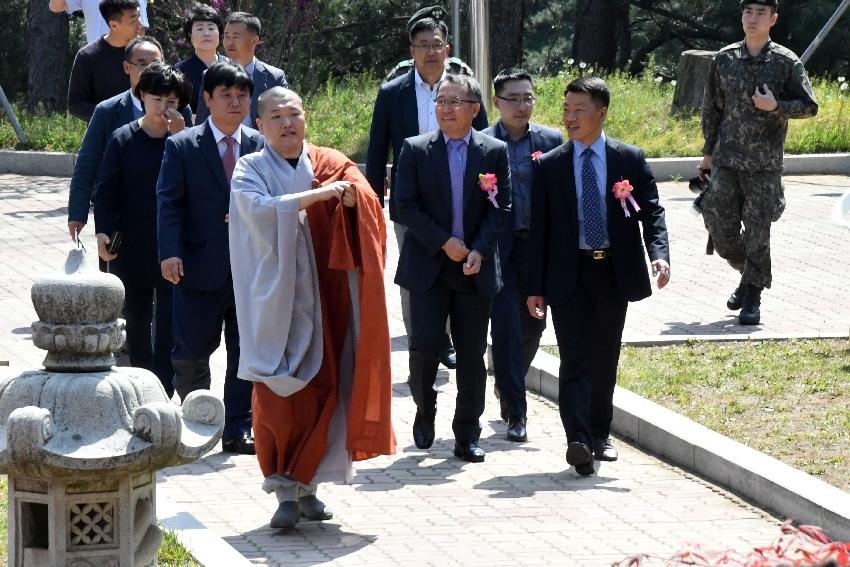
[95,62,192,398]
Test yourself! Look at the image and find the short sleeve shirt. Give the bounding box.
[66,0,150,45]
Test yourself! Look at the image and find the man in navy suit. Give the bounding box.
[195,12,287,128]
[157,61,263,454]
[482,68,562,443]
[67,36,193,240]
[394,74,511,463]
[367,13,487,368]
[527,77,670,476]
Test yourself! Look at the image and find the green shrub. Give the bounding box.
[2,73,848,162]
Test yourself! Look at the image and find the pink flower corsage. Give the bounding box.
[479,173,499,208]
[612,179,641,218]
[531,151,543,161]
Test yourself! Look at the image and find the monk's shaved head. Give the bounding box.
[257,86,303,118]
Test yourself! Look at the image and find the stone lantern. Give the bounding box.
[0,245,224,566]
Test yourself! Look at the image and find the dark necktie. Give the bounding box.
[222,136,237,184]
[448,139,466,240]
[581,147,605,249]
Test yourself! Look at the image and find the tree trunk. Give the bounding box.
[671,50,716,114]
[489,0,525,74]
[26,0,69,113]
[571,0,630,72]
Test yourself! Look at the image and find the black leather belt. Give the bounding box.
[579,249,612,260]
[514,229,529,239]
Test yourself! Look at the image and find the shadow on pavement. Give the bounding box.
[354,454,463,491]
[230,522,376,565]
[660,317,763,335]
[474,467,631,498]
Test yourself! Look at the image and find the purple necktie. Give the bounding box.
[448,139,466,240]
[222,136,237,184]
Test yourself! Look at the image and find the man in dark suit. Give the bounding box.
[367,13,488,368]
[527,77,670,476]
[394,74,511,463]
[157,61,263,455]
[195,12,287,128]
[67,36,193,241]
[482,68,562,443]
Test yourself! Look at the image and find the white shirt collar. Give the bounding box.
[207,118,243,146]
[414,68,446,91]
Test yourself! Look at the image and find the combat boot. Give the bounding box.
[727,283,745,310]
[738,285,763,325]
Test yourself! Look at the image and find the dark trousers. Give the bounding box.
[550,256,627,447]
[408,259,491,443]
[171,280,252,439]
[490,233,546,419]
[123,281,174,397]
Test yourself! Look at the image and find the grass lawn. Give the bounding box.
[545,339,850,492]
[2,71,849,162]
[0,476,199,565]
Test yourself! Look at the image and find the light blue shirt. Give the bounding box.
[572,132,609,249]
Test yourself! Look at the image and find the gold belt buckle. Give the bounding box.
[592,250,607,260]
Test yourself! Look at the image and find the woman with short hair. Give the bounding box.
[94,62,192,397]
[176,2,225,114]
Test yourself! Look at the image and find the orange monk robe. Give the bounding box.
[252,145,396,485]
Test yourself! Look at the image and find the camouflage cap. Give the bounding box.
[407,5,447,31]
[740,0,778,9]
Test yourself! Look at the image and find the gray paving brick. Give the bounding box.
[2,173,845,566]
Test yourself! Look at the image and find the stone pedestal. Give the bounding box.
[0,245,224,566]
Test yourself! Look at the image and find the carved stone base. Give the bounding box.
[31,320,125,372]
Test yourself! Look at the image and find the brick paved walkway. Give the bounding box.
[2,173,848,566]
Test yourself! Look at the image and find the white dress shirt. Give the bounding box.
[207,118,243,159]
[414,68,445,135]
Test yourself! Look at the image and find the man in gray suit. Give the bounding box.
[394,75,511,463]
[195,11,287,127]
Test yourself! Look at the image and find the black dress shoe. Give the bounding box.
[453,441,485,462]
[506,416,527,442]
[222,432,256,455]
[439,345,457,369]
[593,438,618,461]
[566,441,593,476]
[412,413,435,449]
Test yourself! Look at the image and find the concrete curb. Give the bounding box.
[646,153,850,181]
[524,349,850,541]
[620,330,849,346]
[157,491,253,567]
[1,149,848,179]
[0,150,76,177]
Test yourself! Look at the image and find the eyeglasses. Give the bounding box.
[496,95,536,107]
[435,97,477,108]
[126,60,159,68]
[412,42,446,52]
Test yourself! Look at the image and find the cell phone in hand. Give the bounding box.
[107,231,123,255]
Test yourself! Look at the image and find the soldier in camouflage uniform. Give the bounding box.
[699,0,818,325]
[383,5,475,83]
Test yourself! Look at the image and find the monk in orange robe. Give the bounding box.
[229,87,395,530]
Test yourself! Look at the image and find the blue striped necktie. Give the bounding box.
[581,147,605,249]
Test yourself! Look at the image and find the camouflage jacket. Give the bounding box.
[701,40,818,172]
[383,57,473,83]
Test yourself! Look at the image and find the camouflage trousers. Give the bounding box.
[701,166,785,289]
